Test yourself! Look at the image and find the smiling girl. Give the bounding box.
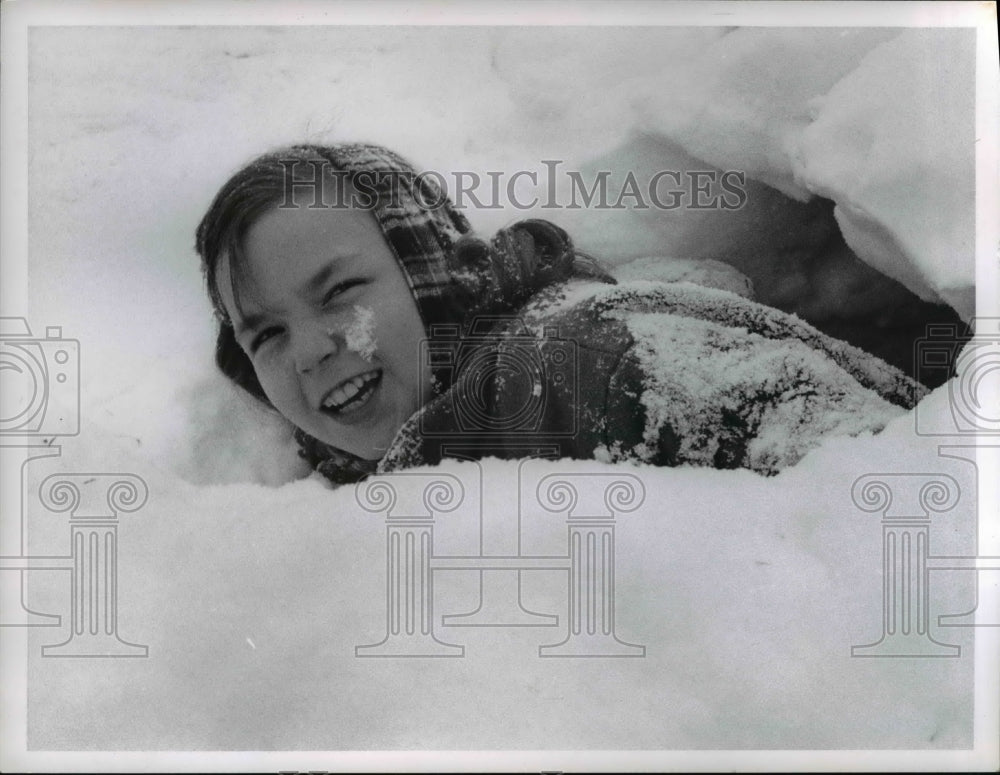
[196,143,925,486]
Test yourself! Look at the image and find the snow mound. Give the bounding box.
[634,28,900,200]
[24,394,976,750]
[792,29,976,320]
[622,28,975,319]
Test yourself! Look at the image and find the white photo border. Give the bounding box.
[2,1,997,772]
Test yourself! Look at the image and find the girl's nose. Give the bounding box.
[293,322,341,374]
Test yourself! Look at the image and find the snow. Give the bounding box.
[22,396,976,750]
[633,28,901,200]
[621,310,904,472]
[343,304,377,362]
[612,256,756,299]
[14,24,989,755]
[625,27,976,319]
[792,30,976,321]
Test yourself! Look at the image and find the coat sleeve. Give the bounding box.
[599,311,913,475]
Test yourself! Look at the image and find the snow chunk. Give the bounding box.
[343,304,377,361]
[626,27,975,320]
[519,279,613,335]
[791,29,975,321]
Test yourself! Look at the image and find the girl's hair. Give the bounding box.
[195,142,614,410]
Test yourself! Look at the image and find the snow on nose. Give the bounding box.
[344,304,377,361]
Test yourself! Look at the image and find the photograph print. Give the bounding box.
[1,1,998,772]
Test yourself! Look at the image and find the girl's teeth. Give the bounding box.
[326,382,357,408]
[323,370,378,411]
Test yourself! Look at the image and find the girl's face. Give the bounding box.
[216,202,432,460]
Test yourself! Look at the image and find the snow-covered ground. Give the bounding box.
[21,398,979,749]
[7,21,995,757]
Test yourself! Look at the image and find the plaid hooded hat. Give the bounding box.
[198,142,612,486]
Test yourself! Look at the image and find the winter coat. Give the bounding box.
[376,275,926,477]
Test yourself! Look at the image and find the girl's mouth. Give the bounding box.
[319,369,382,416]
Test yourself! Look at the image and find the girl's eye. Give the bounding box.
[321,278,366,306]
[249,326,282,354]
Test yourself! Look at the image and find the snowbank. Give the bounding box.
[793,29,976,321]
[24,389,975,749]
[628,28,976,320]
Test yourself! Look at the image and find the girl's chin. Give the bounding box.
[311,416,401,461]
[310,427,391,460]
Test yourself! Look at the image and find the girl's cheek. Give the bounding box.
[253,360,279,394]
[254,350,292,395]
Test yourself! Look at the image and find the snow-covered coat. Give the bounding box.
[377,276,925,477]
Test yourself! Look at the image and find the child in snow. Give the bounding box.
[196,143,926,486]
